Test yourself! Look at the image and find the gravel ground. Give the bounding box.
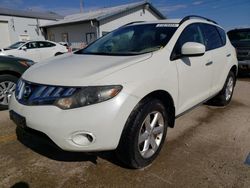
[0,78,250,188]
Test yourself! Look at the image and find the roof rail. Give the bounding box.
[179,15,218,25]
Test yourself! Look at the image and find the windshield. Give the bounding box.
[76,24,177,56]
[8,42,26,49]
[228,30,250,42]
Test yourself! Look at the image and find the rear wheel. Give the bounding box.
[116,99,169,169]
[0,75,18,110]
[207,71,236,106]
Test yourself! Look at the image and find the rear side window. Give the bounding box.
[201,24,223,51]
[25,42,38,49]
[217,27,227,46]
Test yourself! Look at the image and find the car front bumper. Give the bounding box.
[9,92,139,152]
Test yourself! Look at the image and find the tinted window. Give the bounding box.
[25,42,38,49]
[38,42,56,48]
[172,24,204,59]
[201,24,222,50]
[217,27,227,46]
[228,30,250,42]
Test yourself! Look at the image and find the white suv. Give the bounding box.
[0,41,68,62]
[9,16,238,169]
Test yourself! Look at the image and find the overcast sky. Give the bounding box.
[0,0,249,30]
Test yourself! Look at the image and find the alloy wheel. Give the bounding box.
[225,76,234,101]
[0,81,16,105]
[138,111,165,159]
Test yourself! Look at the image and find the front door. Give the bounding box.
[172,23,213,114]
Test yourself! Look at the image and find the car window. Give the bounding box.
[227,30,250,42]
[25,42,38,49]
[38,42,56,48]
[8,42,26,49]
[76,24,177,56]
[201,24,223,50]
[172,23,204,59]
[217,27,227,46]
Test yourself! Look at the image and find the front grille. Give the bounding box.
[15,79,77,106]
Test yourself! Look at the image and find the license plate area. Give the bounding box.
[9,110,27,129]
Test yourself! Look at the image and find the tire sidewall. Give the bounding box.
[222,71,236,105]
[130,99,168,168]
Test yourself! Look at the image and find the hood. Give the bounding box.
[23,53,152,86]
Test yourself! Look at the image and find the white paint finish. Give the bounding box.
[46,22,97,44]
[23,53,152,85]
[9,90,140,151]
[181,42,205,56]
[10,19,238,152]
[0,21,10,48]
[0,15,54,48]
[99,9,159,36]
[0,41,68,62]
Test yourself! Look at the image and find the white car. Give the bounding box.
[0,41,68,62]
[9,16,238,169]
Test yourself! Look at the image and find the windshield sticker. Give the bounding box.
[156,23,179,27]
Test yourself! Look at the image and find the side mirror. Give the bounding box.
[181,42,205,57]
[20,46,27,51]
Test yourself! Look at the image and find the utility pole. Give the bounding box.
[80,0,84,13]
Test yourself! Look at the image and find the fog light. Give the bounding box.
[71,133,94,146]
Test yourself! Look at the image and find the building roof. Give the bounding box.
[0,7,63,20]
[41,1,166,27]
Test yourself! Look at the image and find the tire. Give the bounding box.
[207,71,236,106]
[0,74,18,110]
[116,99,169,169]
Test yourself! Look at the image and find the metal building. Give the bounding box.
[41,1,165,49]
[0,7,62,48]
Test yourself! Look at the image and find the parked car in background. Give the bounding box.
[9,16,237,169]
[0,41,68,62]
[0,56,34,110]
[228,28,250,74]
[59,42,71,51]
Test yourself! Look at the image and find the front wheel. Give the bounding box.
[0,75,18,110]
[116,99,168,169]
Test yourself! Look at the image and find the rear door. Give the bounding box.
[37,41,57,61]
[172,23,213,113]
[200,24,227,94]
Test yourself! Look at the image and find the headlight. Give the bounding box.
[18,60,35,67]
[54,86,122,110]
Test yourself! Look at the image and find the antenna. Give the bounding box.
[80,0,84,13]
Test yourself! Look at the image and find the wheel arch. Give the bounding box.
[0,70,21,78]
[230,65,238,86]
[140,90,176,128]
[230,65,238,77]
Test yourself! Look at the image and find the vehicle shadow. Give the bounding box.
[15,127,127,168]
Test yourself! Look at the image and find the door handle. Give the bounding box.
[227,53,231,57]
[206,61,213,66]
